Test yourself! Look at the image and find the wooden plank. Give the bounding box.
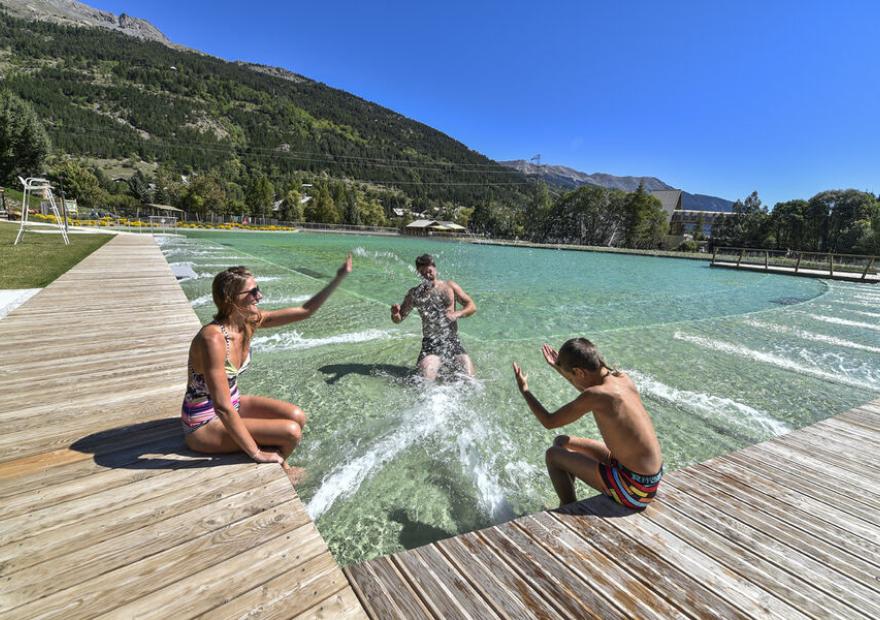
[345,558,433,620]
[712,454,880,545]
[0,437,200,519]
[393,544,501,619]
[819,417,880,442]
[435,533,561,620]
[647,495,862,619]
[558,498,805,618]
[661,478,880,617]
[94,520,329,620]
[292,587,368,620]
[545,511,750,619]
[1,499,309,619]
[3,475,295,606]
[478,523,614,619]
[0,423,182,497]
[206,552,347,620]
[740,439,880,501]
[746,441,880,501]
[517,514,687,619]
[776,429,880,473]
[676,466,880,585]
[0,457,251,544]
[0,462,275,576]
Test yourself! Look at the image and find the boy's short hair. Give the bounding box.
[557,338,615,374]
[415,254,435,269]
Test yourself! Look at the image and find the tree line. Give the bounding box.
[711,190,880,255]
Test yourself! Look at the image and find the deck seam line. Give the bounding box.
[540,512,710,620]
[657,486,870,620]
[662,478,880,615]
[387,553,445,619]
[511,517,661,620]
[432,540,513,620]
[720,451,880,516]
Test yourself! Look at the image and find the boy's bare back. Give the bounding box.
[579,372,662,475]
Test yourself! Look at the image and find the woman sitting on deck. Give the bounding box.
[181,254,352,466]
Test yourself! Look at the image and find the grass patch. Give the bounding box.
[2,187,41,213]
[0,221,114,288]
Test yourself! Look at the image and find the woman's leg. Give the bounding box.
[185,396,307,462]
[238,395,307,428]
[185,416,302,461]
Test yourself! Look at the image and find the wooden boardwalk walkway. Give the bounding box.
[346,400,880,619]
[712,260,880,283]
[0,234,365,619]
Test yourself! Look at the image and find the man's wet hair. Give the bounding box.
[415,254,435,269]
[556,338,620,376]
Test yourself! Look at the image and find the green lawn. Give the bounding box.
[0,221,114,288]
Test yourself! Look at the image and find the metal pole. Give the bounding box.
[862,257,876,281]
[764,250,769,271]
[829,254,834,277]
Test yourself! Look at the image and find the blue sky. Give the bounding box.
[88,0,879,206]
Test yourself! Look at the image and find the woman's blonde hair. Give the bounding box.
[212,266,261,342]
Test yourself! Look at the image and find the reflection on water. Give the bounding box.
[162,233,880,564]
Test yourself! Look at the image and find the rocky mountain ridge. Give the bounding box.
[502,159,734,212]
[0,0,173,45]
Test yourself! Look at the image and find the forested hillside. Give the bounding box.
[0,10,531,215]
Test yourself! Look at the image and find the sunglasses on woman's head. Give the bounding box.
[240,286,261,298]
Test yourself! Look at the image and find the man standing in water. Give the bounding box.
[391,254,476,379]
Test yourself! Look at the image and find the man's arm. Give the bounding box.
[391,290,414,323]
[448,281,476,320]
[513,363,599,429]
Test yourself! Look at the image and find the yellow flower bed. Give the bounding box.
[23,212,294,232]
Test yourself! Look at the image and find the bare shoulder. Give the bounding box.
[194,323,225,349]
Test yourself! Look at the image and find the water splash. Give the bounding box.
[252,328,397,353]
[260,295,311,306]
[190,294,213,308]
[628,369,789,438]
[745,319,880,354]
[453,406,516,521]
[307,383,465,519]
[805,314,880,332]
[674,332,879,390]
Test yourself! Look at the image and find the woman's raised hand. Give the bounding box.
[542,344,559,367]
[337,253,353,278]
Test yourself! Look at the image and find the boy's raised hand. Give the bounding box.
[512,362,529,393]
[542,344,559,367]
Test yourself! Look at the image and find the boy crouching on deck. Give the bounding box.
[513,338,663,510]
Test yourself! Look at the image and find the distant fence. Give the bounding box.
[712,247,877,280]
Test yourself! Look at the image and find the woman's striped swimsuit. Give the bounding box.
[181,324,250,433]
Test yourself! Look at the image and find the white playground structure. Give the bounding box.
[13,177,70,245]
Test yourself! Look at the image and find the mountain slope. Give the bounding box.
[501,160,673,192]
[0,0,173,45]
[502,159,734,212]
[0,8,530,208]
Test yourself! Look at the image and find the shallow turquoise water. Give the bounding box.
[162,231,880,565]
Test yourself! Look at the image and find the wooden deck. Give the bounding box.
[0,234,366,619]
[712,260,880,283]
[346,400,880,619]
